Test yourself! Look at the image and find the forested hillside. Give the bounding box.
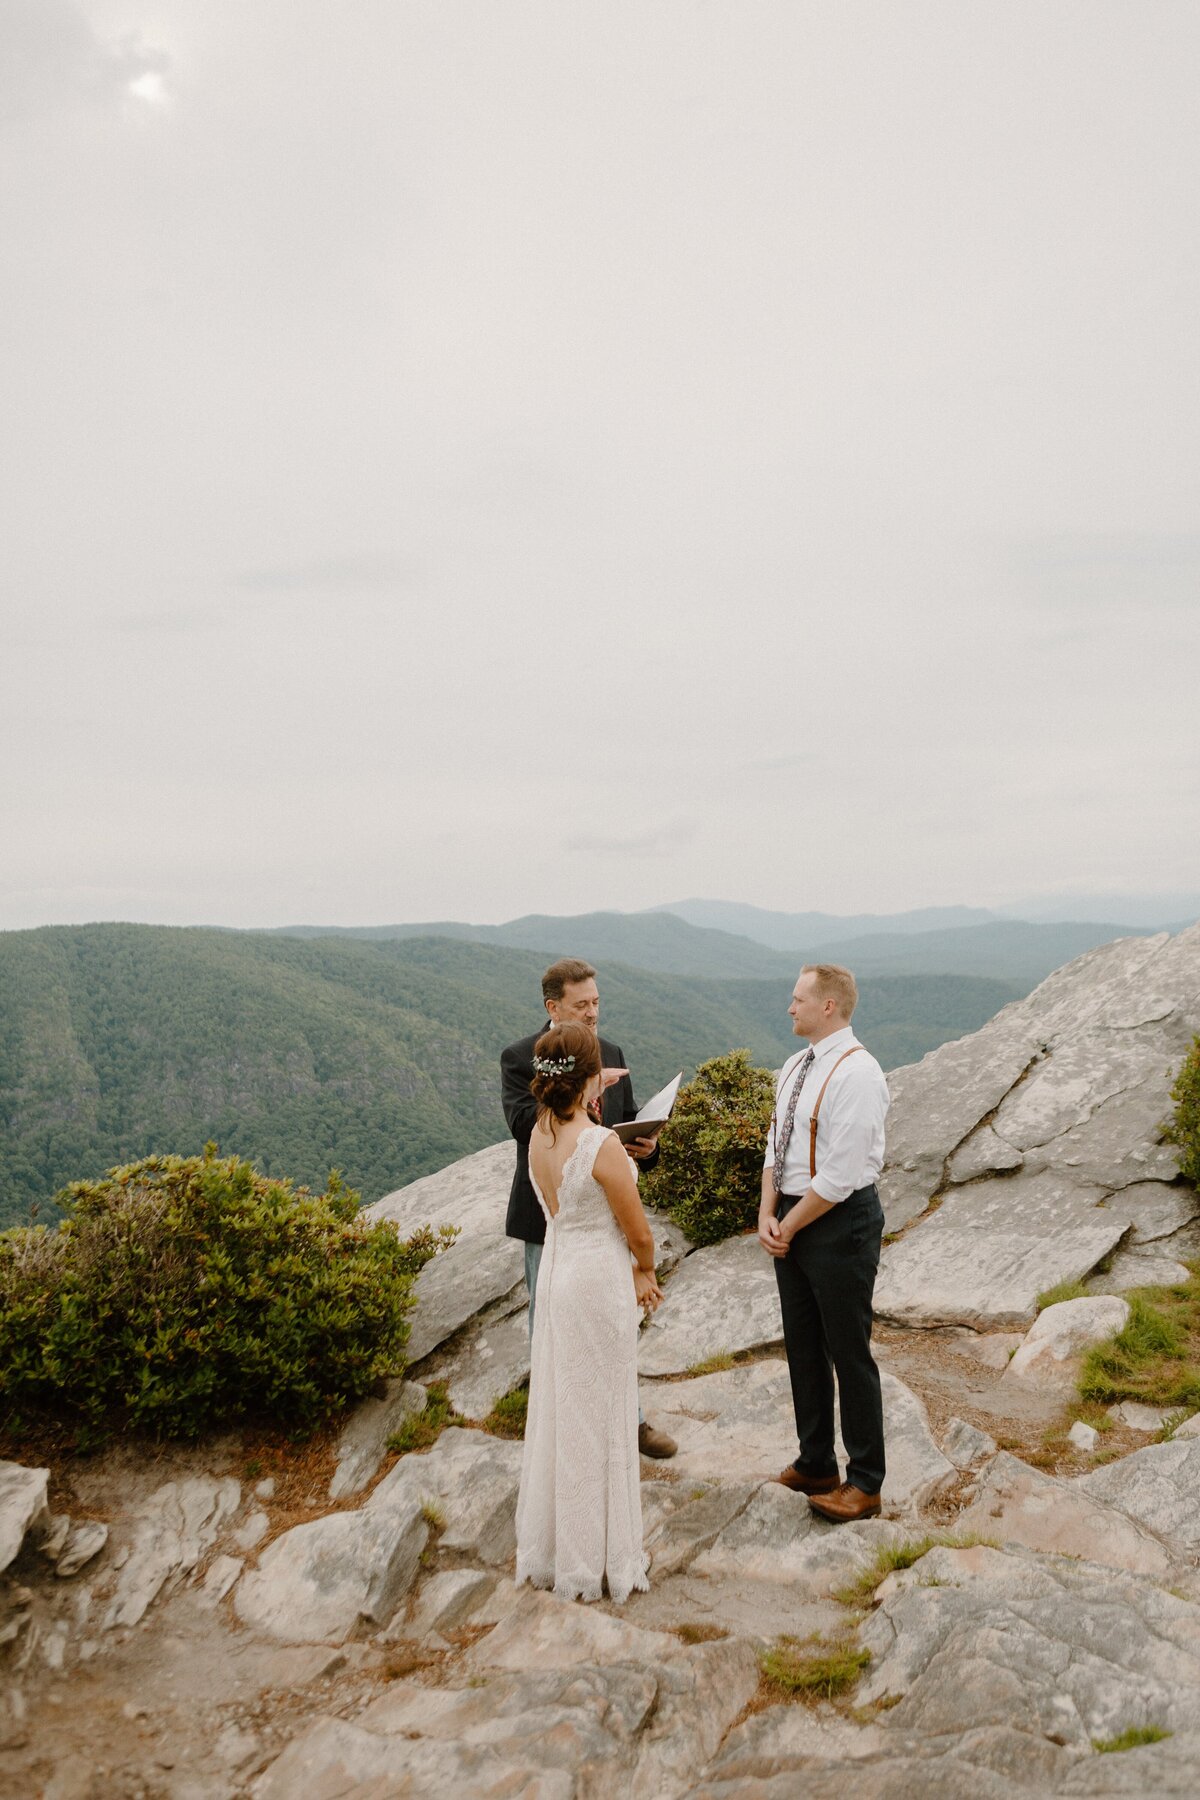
[0,925,1021,1228]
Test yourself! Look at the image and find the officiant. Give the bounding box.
[499,956,677,1459]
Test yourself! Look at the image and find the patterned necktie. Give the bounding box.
[772,1048,816,1195]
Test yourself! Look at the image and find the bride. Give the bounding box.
[514,1020,665,1603]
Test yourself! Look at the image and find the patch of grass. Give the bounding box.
[760,1634,870,1702]
[419,1499,445,1530]
[673,1622,730,1644]
[832,1533,995,1610]
[1078,1269,1200,1412]
[1092,1724,1172,1754]
[243,1456,264,1479]
[386,1382,465,1455]
[1157,1410,1191,1443]
[1037,1279,1089,1311]
[481,1387,528,1439]
[688,1486,709,1502]
[687,1351,736,1376]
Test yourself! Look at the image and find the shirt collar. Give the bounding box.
[809,1025,857,1061]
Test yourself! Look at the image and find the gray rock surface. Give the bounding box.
[233,1501,427,1643]
[411,1296,530,1420]
[955,1452,1173,1574]
[1095,1248,1192,1291]
[466,1583,676,1670]
[875,1173,1133,1329]
[1116,1180,1200,1244]
[1076,1436,1200,1550]
[367,1139,526,1366]
[693,1480,911,1593]
[328,1377,426,1499]
[103,1476,240,1630]
[1004,1294,1131,1387]
[369,1138,517,1240]
[254,1715,566,1800]
[367,1427,523,1565]
[881,926,1199,1241]
[857,1542,1200,1750]
[638,1233,783,1375]
[942,1416,997,1468]
[402,1568,498,1639]
[403,1229,525,1365]
[0,1463,49,1573]
[1107,1401,1168,1432]
[54,1520,108,1579]
[641,1360,953,1514]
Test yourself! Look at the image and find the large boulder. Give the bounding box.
[367,1427,523,1565]
[233,1500,428,1644]
[1003,1294,1131,1389]
[366,1141,525,1365]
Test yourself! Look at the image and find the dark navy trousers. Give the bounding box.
[773,1183,886,1495]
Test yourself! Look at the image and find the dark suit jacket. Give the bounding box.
[500,1027,661,1243]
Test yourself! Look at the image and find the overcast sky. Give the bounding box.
[3,1,1198,931]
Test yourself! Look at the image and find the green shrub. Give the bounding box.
[1166,1036,1200,1187]
[0,1148,453,1444]
[642,1049,775,1246]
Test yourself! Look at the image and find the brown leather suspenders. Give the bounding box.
[807,1047,863,1179]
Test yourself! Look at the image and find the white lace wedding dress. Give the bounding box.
[515,1124,650,1604]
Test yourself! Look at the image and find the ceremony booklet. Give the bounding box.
[611,1072,683,1143]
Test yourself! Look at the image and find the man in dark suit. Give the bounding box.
[500,956,677,1458]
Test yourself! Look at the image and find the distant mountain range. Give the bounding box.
[0,924,1020,1230]
[269,905,1186,985]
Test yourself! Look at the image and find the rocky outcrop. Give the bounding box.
[4,925,1198,1796]
[882,929,1198,1223]
[234,1501,428,1644]
[103,1476,240,1630]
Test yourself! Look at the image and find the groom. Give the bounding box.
[758,963,890,1521]
[500,956,677,1459]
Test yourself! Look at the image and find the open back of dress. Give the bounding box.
[515,1124,648,1604]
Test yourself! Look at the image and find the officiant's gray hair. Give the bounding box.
[541,958,597,1005]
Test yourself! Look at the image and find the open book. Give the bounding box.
[611,1072,683,1144]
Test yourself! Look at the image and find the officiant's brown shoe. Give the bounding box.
[806,1482,882,1523]
[776,1465,840,1496]
[638,1422,677,1459]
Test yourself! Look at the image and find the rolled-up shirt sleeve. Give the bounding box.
[810,1067,890,1203]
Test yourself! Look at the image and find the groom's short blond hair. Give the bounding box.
[802,963,858,1019]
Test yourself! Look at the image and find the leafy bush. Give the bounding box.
[642,1049,775,1246]
[1166,1036,1200,1187]
[0,1149,452,1443]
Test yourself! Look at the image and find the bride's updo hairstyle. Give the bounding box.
[530,1021,601,1134]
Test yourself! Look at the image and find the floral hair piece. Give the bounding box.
[532,1053,576,1076]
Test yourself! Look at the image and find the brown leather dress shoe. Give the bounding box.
[776,1465,840,1496]
[806,1482,882,1523]
[638,1421,678,1459]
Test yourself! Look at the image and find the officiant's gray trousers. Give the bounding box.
[773,1184,886,1496]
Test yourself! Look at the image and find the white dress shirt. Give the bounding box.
[763,1025,890,1202]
